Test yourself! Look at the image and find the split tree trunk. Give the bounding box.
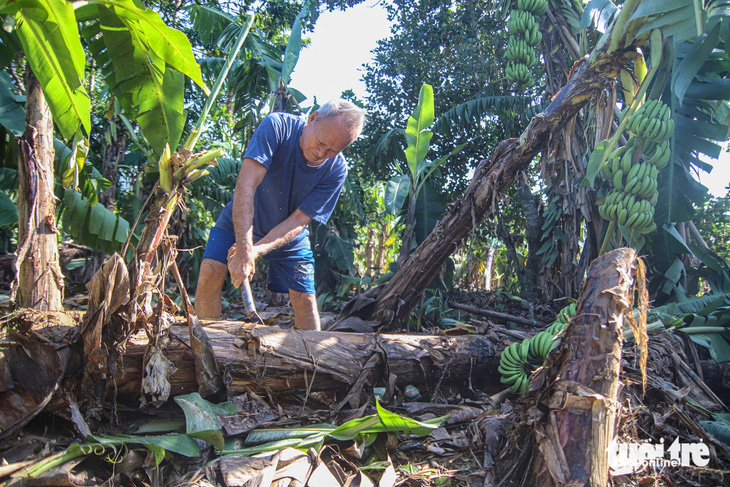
[526,247,637,486]
[376,224,389,273]
[364,227,376,276]
[371,41,640,329]
[15,69,63,311]
[113,322,503,402]
[484,246,495,291]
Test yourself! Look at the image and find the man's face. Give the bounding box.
[300,112,357,166]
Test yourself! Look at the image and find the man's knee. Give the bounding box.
[199,259,228,284]
[195,259,228,319]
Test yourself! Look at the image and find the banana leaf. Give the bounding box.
[384,174,410,214]
[0,72,25,137]
[580,0,618,32]
[95,5,186,157]
[405,84,434,179]
[173,392,237,434]
[685,331,730,361]
[1,0,90,140]
[631,0,698,43]
[59,189,129,253]
[189,4,238,48]
[433,94,537,136]
[281,0,314,85]
[700,421,730,449]
[673,24,722,105]
[324,231,355,273]
[414,180,446,245]
[0,189,17,227]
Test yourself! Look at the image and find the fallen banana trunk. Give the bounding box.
[114,322,503,403]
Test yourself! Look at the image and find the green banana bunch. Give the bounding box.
[525,23,542,46]
[505,35,537,67]
[505,63,516,82]
[499,303,576,395]
[621,161,658,198]
[505,62,532,84]
[158,144,223,193]
[527,330,556,364]
[506,37,531,61]
[504,0,546,87]
[599,99,673,236]
[546,302,575,335]
[518,0,549,16]
[498,341,531,394]
[645,139,671,170]
[599,188,657,233]
[627,99,674,143]
[601,137,637,179]
[507,9,537,34]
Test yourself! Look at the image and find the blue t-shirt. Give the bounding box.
[240,112,348,251]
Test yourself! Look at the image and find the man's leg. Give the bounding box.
[194,259,228,319]
[289,290,320,330]
[196,213,236,319]
[266,246,318,330]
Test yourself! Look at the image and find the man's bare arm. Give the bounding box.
[229,158,266,287]
[253,209,312,256]
[227,209,312,287]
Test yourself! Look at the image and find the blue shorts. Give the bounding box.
[202,204,315,295]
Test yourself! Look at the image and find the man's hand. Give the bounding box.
[227,244,257,288]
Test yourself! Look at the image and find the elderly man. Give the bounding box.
[194,99,366,330]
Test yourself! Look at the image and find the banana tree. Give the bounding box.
[371,0,676,328]
[81,0,320,398]
[0,0,207,310]
[575,0,730,302]
[383,83,465,267]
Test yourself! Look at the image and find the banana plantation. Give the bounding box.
[2,0,730,485]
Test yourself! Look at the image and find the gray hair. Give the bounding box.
[316,99,367,137]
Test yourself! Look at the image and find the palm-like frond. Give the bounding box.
[655,48,730,225]
[370,128,406,175]
[197,56,235,81]
[190,5,237,48]
[669,292,730,315]
[433,95,538,136]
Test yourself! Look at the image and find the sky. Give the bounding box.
[290,1,392,105]
[290,4,730,198]
[697,152,730,198]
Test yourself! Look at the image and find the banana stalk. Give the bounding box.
[634,52,647,85]
[618,69,636,107]
[184,14,255,152]
[157,143,173,192]
[174,148,224,180]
